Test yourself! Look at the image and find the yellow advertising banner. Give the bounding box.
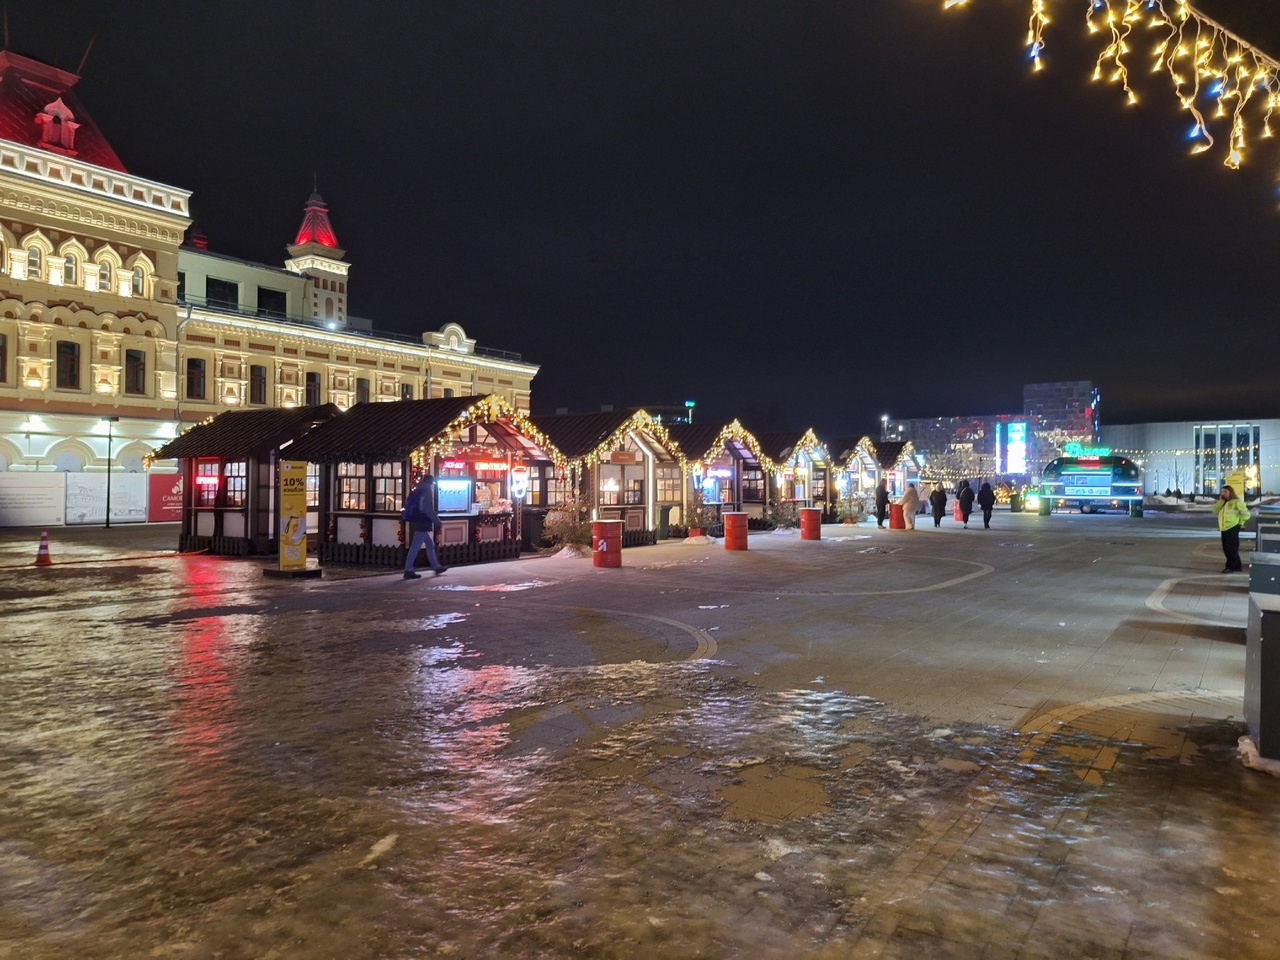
[279,461,309,571]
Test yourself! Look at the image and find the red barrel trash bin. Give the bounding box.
[592,519,624,568]
[889,503,905,529]
[799,507,822,541]
[723,511,748,550]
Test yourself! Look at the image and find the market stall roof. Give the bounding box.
[530,409,680,464]
[752,428,831,466]
[284,395,563,464]
[831,436,880,468]
[870,440,919,471]
[664,420,772,470]
[151,405,340,461]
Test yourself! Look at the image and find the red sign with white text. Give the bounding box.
[148,473,184,522]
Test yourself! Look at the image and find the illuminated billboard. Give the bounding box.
[1007,421,1028,474]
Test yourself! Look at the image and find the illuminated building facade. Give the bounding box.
[0,51,535,526]
[882,381,1099,480]
[1101,420,1280,497]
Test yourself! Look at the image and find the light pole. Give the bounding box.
[881,414,889,442]
[103,416,119,529]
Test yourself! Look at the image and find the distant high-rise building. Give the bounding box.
[1022,381,1099,445]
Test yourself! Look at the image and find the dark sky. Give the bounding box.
[9,0,1280,436]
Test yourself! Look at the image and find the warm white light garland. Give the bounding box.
[945,1,1280,170]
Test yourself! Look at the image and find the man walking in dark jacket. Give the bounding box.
[402,474,448,579]
[977,482,996,529]
[875,480,890,528]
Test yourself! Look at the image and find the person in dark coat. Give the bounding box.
[402,474,448,579]
[929,482,947,528]
[874,479,890,528]
[977,481,996,529]
[957,480,975,529]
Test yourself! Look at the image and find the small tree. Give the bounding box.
[543,494,593,550]
[768,494,799,529]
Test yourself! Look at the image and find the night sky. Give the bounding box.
[8,0,1280,437]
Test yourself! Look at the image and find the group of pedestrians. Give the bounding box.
[874,479,995,531]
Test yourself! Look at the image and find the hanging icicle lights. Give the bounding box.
[944,1,1280,170]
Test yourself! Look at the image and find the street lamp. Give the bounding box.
[881,414,889,441]
[103,416,119,529]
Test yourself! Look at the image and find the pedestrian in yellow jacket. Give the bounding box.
[1212,484,1251,573]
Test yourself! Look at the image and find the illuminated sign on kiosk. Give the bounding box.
[509,465,530,500]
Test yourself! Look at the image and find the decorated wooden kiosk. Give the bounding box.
[832,437,880,499]
[664,420,774,530]
[284,394,564,568]
[754,428,836,520]
[529,409,684,545]
[150,405,340,556]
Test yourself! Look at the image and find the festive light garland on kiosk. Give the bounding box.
[944,0,1280,170]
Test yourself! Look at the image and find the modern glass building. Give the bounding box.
[1100,420,1278,496]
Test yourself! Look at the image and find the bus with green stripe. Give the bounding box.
[1024,444,1143,515]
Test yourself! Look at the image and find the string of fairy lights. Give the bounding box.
[944,0,1280,171]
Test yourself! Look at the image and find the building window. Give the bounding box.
[742,468,765,502]
[195,460,219,507]
[546,470,570,505]
[356,377,370,405]
[306,463,320,508]
[124,348,146,395]
[250,364,267,405]
[98,260,112,291]
[257,287,287,319]
[224,460,247,508]
[0,332,6,382]
[64,254,78,285]
[131,266,145,296]
[186,357,206,400]
[372,461,404,513]
[176,271,186,302]
[336,462,367,511]
[205,277,239,310]
[657,466,682,502]
[55,340,79,389]
[26,247,42,280]
[400,382,413,400]
[442,387,454,398]
[325,296,335,319]
[305,371,321,405]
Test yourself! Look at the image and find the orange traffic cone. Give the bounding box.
[33,528,52,566]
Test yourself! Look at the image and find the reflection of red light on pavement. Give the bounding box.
[171,558,240,805]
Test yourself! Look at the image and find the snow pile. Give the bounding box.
[684,534,717,545]
[551,544,592,559]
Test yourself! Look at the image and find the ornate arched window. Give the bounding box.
[26,247,42,280]
[64,254,78,285]
[98,261,112,290]
[131,266,145,296]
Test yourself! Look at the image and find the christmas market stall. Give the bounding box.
[284,394,564,567]
[831,436,879,501]
[870,440,922,498]
[529,409,684,544]
[663,420,774,529]
[753,429,836,520]
[149,405,340,556]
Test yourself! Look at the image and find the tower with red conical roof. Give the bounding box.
[285,192,349,328]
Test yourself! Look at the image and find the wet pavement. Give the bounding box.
[0,513,1276,959]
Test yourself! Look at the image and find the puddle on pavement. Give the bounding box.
[433,579,558,592]
[4,613,1279,959]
